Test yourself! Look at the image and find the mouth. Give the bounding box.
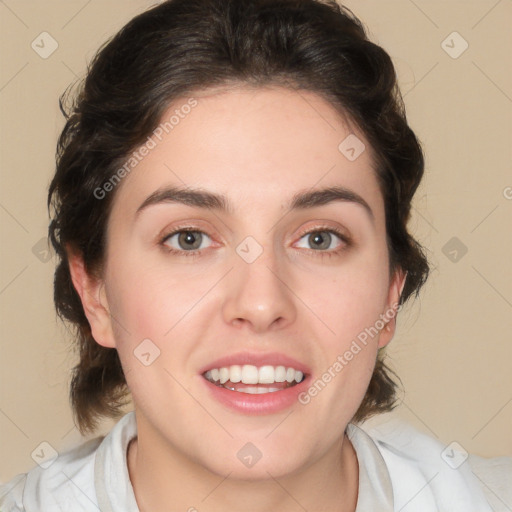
[203,364,307,394]
[199,353,312,413]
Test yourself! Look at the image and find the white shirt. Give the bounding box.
[1,411,510,511]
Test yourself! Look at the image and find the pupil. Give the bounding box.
[311,232,330,250]
[180,231,201,250]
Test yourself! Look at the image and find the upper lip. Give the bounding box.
[199,351,311,376]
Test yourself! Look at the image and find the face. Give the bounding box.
[72,85,405,479]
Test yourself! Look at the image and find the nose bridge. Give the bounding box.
[221,232,296,332]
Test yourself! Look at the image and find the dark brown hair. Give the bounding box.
[48,0,429,435]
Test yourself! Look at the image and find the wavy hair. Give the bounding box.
[48,0,430,435]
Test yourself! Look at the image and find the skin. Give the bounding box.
[68,85,406,512]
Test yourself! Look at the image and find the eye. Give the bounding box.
[161,228,213,255]
[159,225,351,259]
[295,227,350,256]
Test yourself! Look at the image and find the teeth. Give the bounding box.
[274,366,287,382]
[204,364,305,385]
[219,367,230,384]
[228,365,242,383]
[242,365,259,384]
[222,386,282,394]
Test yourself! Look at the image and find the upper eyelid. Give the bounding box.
[162,224,347,237]
[161,224,350,247]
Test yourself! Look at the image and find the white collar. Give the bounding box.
[94,412,394,511]
[93,411,495,512]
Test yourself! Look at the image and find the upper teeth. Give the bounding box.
[205,365,304,385]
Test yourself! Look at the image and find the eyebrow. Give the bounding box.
[135,185,374,223]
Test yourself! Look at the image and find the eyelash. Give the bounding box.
[158,224,352,260]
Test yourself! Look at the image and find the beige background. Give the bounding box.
[0,0,511,482]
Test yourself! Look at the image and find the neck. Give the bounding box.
[127,416,359,512]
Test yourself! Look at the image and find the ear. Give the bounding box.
[377,268,407,349]
[66,244,116,349]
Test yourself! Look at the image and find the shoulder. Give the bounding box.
[0,436,103,512]
[354,415,512,512]
[0,473,27,512]
[467,452,512,511]
[0,411,138,512]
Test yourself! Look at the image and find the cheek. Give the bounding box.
[297,268,384,421]
[106,231,390,355]
[296,250,390,345]
[106,254,202,337]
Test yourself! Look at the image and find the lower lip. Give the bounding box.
[200,375,311,414]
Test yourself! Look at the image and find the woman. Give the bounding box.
[1,0,510,510]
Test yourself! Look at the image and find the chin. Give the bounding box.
[197,440,308,481]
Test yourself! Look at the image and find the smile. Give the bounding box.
[203,364,305,394]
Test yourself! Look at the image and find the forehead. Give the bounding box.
[109,85,384,223]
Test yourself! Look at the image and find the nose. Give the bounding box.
[221,243,297,334]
